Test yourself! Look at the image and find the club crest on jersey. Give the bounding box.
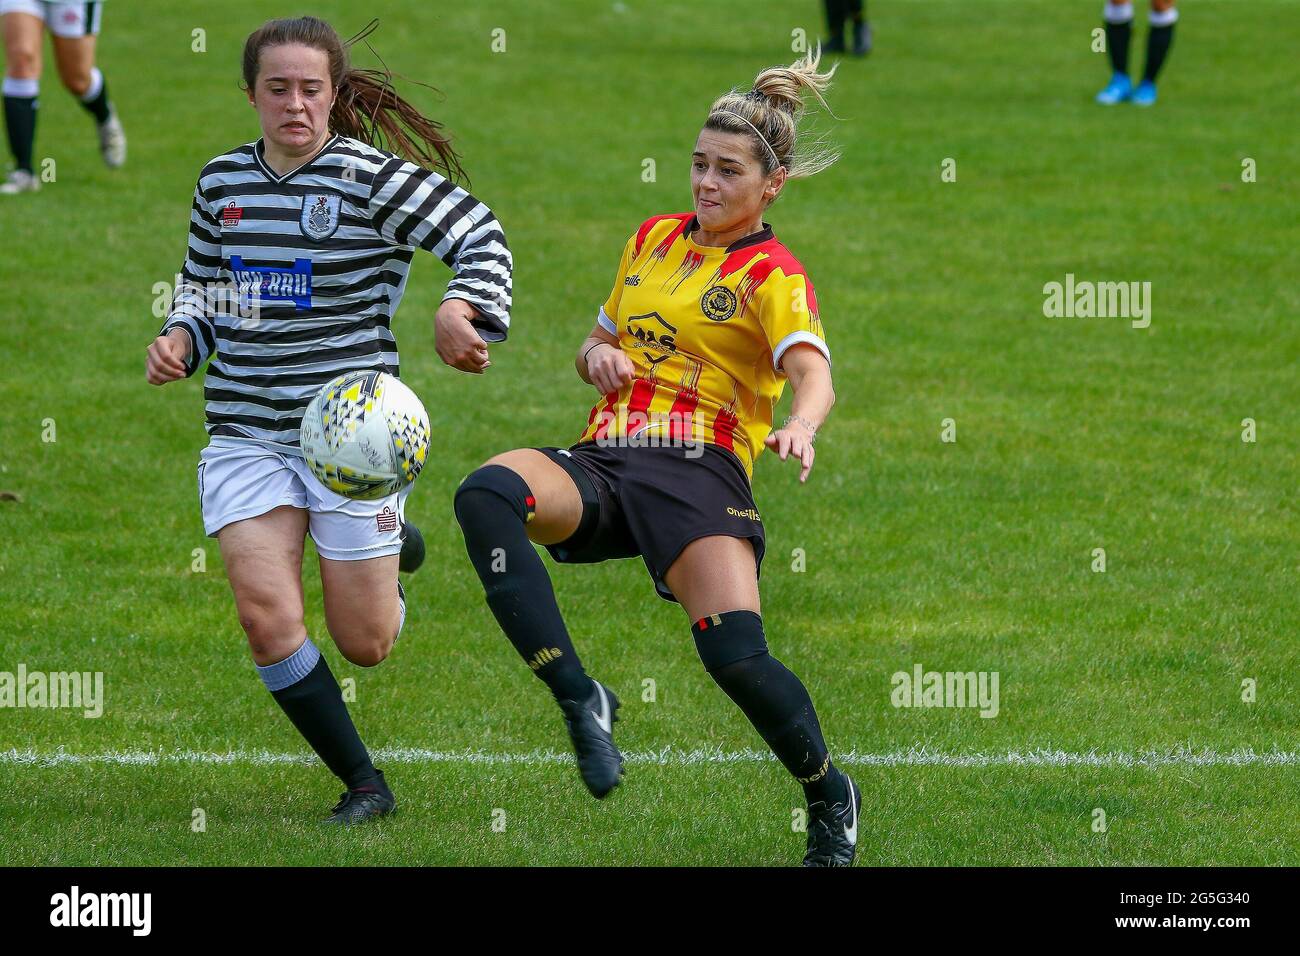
[300,193,341,241]
[700,285,738,322]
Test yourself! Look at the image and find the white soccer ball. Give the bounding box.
[299,370,431,501]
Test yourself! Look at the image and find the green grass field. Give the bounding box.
[1,0,1297,866]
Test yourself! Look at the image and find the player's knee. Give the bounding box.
[1151,0,1175,11]
[334,628,394,668]
[238,604,306,661]
[691,610,768,674]
[5,52,39,79]
[60,69,91,97]
[454,464,534,530]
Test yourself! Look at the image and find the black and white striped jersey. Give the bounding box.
[159,133,512,452]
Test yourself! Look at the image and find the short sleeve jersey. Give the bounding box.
[578,212,829,476]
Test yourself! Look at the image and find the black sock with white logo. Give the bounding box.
[692,610,848,805]
[454,465,591,702]
[2,77,38,173]
[257,639,383,791]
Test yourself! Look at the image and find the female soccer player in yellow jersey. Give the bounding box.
[454,50,857,865]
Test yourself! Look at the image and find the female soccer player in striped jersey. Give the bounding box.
[454,52,857,865]
[145,17,512,823]
[1,0,125,194]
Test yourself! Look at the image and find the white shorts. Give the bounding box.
[197,436,410,562]
[0,1,103,37]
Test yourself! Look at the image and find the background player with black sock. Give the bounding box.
[1096,0,1178,106]
[1,0,125,195]
[821,0,871,57]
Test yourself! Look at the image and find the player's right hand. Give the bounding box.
[587,343,634,395]
[146,331,190,385]
[435,299,491,374]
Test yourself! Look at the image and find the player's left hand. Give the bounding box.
[435,299,490,374]
[765,425,815,483]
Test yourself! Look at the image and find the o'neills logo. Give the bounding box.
[726,506,761,522]
[796,753,831,784]
[528,647,563,670]
[50,886,151,936]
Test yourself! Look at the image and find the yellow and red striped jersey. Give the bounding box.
[577,213,829,476]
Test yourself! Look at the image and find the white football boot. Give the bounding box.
[98,110,127,168]
[0,169,39,194]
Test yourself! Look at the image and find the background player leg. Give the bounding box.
[1134,0,1177,106]
[1,11,42,192]
[846,0,870,56]
[1096,1,1135,104]
[51,32,124,166]
[821,0,847,53]
[219,505,391,820]
[664,536,852,806]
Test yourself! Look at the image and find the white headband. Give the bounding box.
[718,109,783,170]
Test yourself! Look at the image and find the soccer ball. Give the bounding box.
[299,370,431,501]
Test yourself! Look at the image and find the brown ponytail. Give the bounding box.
[241,16,466,183]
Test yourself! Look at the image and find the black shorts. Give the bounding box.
[537,442,766,603]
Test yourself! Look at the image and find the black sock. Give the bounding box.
[693,610,847,805]
[79,73,111,124]
[268,653,381,791]
[824,0,847,43]
[454,465,591,702]
[1105,19,1132,76]
[3,93,37,173]
[1143,23,1175,83]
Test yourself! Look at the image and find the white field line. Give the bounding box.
[1,745,1299,769]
